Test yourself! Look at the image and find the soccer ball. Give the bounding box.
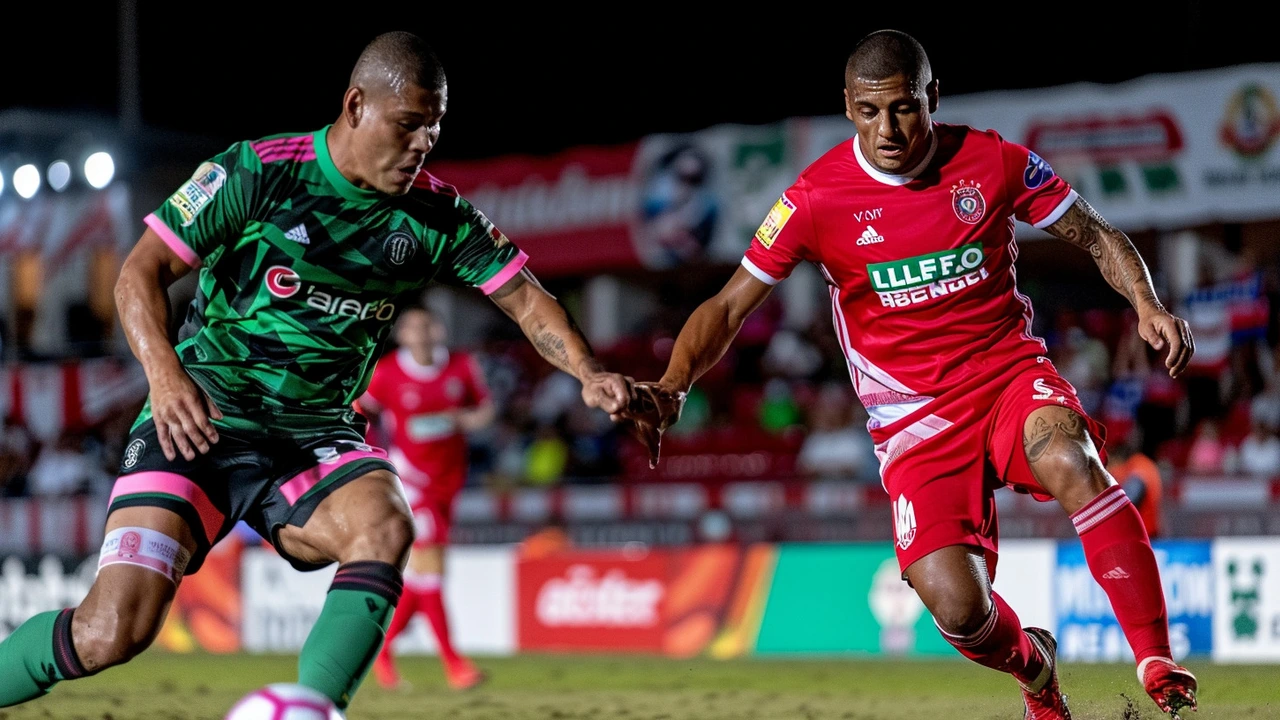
[225,683,344,720]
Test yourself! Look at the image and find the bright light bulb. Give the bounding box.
[48,161,72,191]
[84,152,115,189]
[14,164,40,199]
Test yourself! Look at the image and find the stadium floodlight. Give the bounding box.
[48,161,72,192]
[84,152,115,189]
[13,164,41,199]
[0,168,5,197]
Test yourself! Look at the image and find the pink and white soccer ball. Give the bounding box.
[225,683,345,720]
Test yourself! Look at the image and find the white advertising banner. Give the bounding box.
[991,539,1057,633]
[1213,537,1280,662]
[241,546,516,656]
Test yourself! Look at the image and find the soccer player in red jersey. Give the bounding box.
[622,30,1197,720]
[358,307,493,691]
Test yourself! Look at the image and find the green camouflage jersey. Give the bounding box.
[139,125,526,432]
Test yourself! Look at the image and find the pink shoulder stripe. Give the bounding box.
[144,213,201,267]
[253,135,316,164]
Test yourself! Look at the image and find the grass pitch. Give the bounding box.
[3,653,1273,720]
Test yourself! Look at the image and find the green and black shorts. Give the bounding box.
[109,414,395,575]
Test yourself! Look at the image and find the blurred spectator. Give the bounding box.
[797,384,877,482]
[529,371,582,427]
[26,431,108,497]
[564,403,621,479]
[1107,429,1164,538]
[1237,416,1280,479]
[665,385,711,437]
[524,421,569,486]
[1186,419,1233,475]
[762,327,824,380]
[1,418,34,496]
[758,378,802,434]
[1056,325,1111,416]
[1101,319,1151,446]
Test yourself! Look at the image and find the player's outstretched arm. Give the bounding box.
[1045,197,1195,378]
[488,268,634,415]
[115,228,224,461]
[620,266,776,467]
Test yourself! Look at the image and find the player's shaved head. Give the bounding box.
[846,30,932,93]
[351,31,447,99]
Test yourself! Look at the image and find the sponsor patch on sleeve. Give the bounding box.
[754,194,796,249]
[168,161,227,227]
[1023,151,1055,190]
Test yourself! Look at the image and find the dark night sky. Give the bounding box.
[4,2,1279,165]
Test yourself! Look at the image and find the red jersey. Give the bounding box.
[743,124,1076,440]
[362,347,489,495]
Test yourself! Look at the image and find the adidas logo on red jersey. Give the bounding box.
[1102,567,1131,580]
[856,225,885,246]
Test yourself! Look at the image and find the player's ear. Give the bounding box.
[343,87,365,128]
[926,79,939,114]
[844,88,855,123]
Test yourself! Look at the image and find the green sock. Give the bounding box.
[0,609,87,707]
[298,562,403,709]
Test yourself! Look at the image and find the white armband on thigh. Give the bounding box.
[99,527,191,584]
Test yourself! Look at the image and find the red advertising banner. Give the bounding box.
[518,549,671,652]
[517,545,774,657]
[426,145,643,277]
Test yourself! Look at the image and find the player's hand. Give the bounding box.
[1137,306,1195,379]
[580,371,635,416]
[612,382,687,469]
[149,366,224,461]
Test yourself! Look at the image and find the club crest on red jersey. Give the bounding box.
[950,180,985,224]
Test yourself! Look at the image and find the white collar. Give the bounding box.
[396,346,449,381]
[852,129,938,186]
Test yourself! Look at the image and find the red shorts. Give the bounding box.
[391,450,461,547]
[873,357,1107,576]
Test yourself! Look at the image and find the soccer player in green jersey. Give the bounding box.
[0,31,633,712]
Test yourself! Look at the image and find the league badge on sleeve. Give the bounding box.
[754,194,796,249]
[1024,151,1055,189]
[169,161,228,227]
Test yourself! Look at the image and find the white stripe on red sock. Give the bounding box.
[1071,485,1131,534]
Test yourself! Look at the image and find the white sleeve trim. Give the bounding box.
[1032,189,1079,229]
[741,257,781,286]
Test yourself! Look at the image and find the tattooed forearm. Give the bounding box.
[530,323,572,374]
[1023,412,1087,464]
[489,267,602,380]
[1045,198,1161,311]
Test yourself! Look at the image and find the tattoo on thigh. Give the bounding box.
[1023,412,1086,464]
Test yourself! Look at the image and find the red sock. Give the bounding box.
[407,573,462,667]
[1072,484,1172,663]
[379,587,419,664]
[937,592,1044,687]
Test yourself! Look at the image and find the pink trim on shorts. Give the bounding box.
[144,213,201,267]
[479,251,529,295]
[279,448,389,506]
[109,471,223,545]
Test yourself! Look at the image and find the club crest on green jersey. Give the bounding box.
[383,232,417,266]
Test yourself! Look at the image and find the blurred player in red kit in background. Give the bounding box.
[358,306,494,690]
